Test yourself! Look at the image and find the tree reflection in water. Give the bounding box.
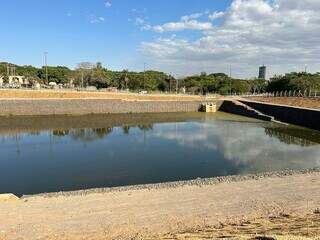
[49,124,154,142]
[69,128,114,142]
[265,126,320,147]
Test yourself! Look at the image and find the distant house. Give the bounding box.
[8,76,26,84]
[0,75,30,87]
[86,86,97,91]
[106,87,118,92]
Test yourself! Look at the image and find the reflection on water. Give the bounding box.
[265,126,320,147]
[0,113,319,196]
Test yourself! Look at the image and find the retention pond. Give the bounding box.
[0,112,319,196]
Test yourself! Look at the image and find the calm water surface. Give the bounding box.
[0,112,319,196]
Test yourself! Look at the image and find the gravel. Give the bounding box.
[22,168,320,199]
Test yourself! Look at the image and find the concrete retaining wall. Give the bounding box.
[219,100,273,121]
[241,100,320,131]
[0,99,222,116]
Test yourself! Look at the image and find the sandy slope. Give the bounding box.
[248,97,320,110]
[0,89,216,101]
[0,171,319,239]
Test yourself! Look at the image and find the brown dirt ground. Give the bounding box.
[0,172,319,240]
[0,89,215,101]
[247,97,320,110]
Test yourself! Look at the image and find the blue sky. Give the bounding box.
[1,0,320,78]
[0,0,230,71]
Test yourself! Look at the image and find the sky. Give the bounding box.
[1,0,320,79]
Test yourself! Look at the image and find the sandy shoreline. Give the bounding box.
[24,168,320,198]
[1,169,320,239]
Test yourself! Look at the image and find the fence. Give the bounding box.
[232,90,320,98]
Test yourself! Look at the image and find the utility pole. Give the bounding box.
[304,64,308,73]
[229,65,232,96]
[169,73,172,94]
[175,75,178,94]
[44,52,48,85]
[81,70,84,89]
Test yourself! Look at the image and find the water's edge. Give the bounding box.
[23,168,320,199]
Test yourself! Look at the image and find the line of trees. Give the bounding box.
[266,72,320,92]
[1,62,320,94]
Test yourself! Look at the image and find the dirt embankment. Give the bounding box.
[248,97,320,110]
[0,89,215,101]
[0,171,319,240]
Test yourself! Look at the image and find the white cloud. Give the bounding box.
[89,15,105,24]
[150,11,214,33]
[181,12,206,22]
[153,20,213,33]
[135,17,145,25]
[133,17,151,30]
[208,11,225,21]
[133,11,214,33]
[140,0,320,78]
[105,1,112,8]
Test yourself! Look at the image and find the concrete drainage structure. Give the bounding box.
[240,100,320,131]
[219,100,277,122]
[219,99,320,131]
[200,103,217,113]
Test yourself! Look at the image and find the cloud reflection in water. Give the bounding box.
[153,119,320,173]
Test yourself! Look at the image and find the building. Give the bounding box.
[258,65,266,79]
[8,76,26,84]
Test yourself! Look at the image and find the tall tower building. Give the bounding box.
[258,65,266,79]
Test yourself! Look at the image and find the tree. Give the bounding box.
[38,66,72,84]
[75,62,96,87]
[89,65,110,88]
[250,78,267,93]
[119,69,129,89]
[266,72,320,92]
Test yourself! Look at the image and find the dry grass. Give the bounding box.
[161,213,320,240]
[248,97,320,110]
[0,89,214,101]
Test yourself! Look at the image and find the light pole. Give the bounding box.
[175,74,178,94]
[44,52,48,85]
[143,63,146,91]
[81,70,84,89]
[169,73,172,94]
[229,65,232,96]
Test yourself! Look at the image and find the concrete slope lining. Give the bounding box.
[219,100,285,124]
[240,100,320,131]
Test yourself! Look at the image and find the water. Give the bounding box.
[0,112,319,196]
